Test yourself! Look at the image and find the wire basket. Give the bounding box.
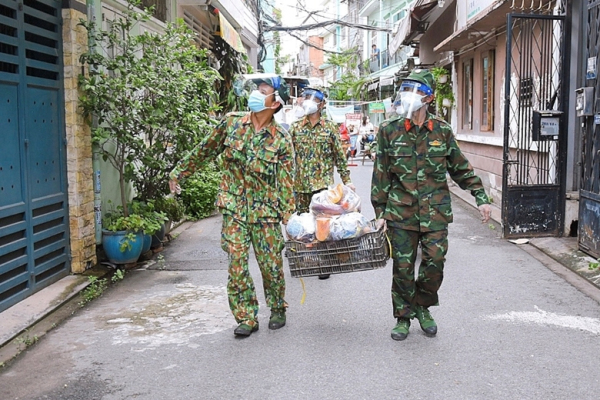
[284,223,390,278]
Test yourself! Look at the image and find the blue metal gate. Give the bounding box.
[0,0,70,313]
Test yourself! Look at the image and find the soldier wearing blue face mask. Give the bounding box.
[170,74,295,337]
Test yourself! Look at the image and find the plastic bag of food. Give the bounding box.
[310,190,345,216]
[309,184,361,216]
[286,213,316,243]
[328,212,370,241]
[338,185,361,213]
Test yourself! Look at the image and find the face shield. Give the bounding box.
[296,88,325,117]
[233,73,287,112]
[393,80,433,118]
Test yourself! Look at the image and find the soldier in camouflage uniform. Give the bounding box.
[170,75,295,337]
[371,69,492,341]
[288,87,355,280]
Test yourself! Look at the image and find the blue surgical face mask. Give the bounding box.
[248,90,274,113]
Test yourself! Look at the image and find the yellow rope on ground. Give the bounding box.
[299,277,306,304]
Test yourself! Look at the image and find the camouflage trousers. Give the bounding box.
[388,227,448,319]
[221,215,287,328]
[295,188,326,214]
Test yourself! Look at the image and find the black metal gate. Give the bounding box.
[0,0,70,313]
[502,11,568,238]
[579,0,600,257]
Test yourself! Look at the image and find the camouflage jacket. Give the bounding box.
[288,115,351,193]
[371,112,490,231]
[170,112,296,224]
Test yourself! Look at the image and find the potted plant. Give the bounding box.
[101,207,146,264]
[131,200,167,251]
[153,196,185,235]
[78,0,219,258]
[431,67,455,117]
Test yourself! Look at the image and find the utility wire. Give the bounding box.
[263,19,392,33]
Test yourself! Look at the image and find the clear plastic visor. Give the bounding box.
[297,89,324,106]
[393,81,432,106]
[233,73,282,101]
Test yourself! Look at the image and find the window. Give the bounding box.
[463,59,473,130]
[481,51,495,131]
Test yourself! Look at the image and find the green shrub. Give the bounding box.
[154,196,185,222]
[179,163,221,220]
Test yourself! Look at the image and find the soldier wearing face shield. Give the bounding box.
[288,87,355,280]
[169,74,295,337]
[371,69,492,341]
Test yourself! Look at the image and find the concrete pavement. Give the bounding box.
[1,162,600,395]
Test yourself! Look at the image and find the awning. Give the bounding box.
[367,82,379,91]
[433,0,552,52]
[389,0,438,55]
[215,12,245,53]
[380,77,394,87]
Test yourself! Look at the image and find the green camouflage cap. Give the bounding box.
[405,69,436,92]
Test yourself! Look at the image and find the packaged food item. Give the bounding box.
[328,212,370,240]
[286,213,316,243]
[315,217,331,241]
[310,184,361,216]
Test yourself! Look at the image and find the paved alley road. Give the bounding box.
[1,161,600,399]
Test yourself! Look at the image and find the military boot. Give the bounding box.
[415,306,437,337]
[234,322,259,337]
[391,318,411,341]
[268,310,286,330]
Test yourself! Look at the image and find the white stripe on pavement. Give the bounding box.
[485,305,600,335]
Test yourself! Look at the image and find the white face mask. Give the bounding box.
[302,99,319,115]
[396,92,426,116]
[294,106,306,118]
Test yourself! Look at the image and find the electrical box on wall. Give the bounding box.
[532,110,562,141]
[575,87,595,116]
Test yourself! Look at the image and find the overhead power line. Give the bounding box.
[263,19,392,33]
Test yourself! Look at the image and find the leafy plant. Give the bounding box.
[326,48,368,101]
[78,0,220,212]
[431,67,455,116]
[102,201,165,251]
[129,200,167,235]
[589,259,600,270]
[179,162,221,219]
[154,196,185,222]
[16,330,39,349]
[79,276,109,306]
[213,35,252,113]
[111,269,126,282]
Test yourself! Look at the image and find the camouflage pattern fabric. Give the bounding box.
[295,188,326,214]
[221,215,287,327]
[288,115,351,194]
[170,112,294,327]
[371,112,490,232]
[388,227,448,318]
[170,112,296,224]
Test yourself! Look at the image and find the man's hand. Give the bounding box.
[479,204,491,223]
[347,183,356,191]
[169,179,181,195]
[375,218,387,232]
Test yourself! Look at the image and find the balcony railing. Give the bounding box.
[369,48,409,73]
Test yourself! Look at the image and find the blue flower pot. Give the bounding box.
[102,229,144,264]
[141,233,152,254]
[151,223,166,249]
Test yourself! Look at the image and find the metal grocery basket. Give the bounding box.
[284,223,390,278]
